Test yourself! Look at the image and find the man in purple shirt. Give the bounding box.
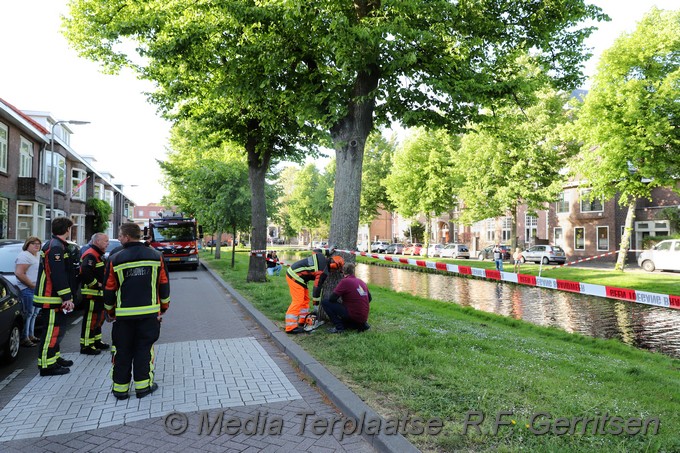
[321,262,371,333]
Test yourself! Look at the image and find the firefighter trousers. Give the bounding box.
[285,276,310,332]
[80,298,105,347]
[111,316,161,393]
[37,309,67,369]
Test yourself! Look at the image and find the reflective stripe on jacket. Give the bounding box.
[80,244,105,297]
[103,242,170,318]
[34,237,76,308]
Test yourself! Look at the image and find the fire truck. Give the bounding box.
[144,216,203,270]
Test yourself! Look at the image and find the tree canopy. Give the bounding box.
[569,7,680,269]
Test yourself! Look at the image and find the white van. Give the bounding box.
[637,239,680,272]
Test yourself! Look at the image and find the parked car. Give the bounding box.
[0,239,28,364]
[477,245,511,261]
[423,243,444,257]
[522,245,567,265]
[385,243,405,254]
[370,240,390,253]
[103,239,122,260]
[440,243,470,259]
[637,239,680,272]
[403,243,423,256]
[311,240,328,250]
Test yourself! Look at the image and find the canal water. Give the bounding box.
[282,252,679,358]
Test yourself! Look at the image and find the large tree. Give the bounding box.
[384,128,460,256]
[570,8,680,271]
[64,0,322,282]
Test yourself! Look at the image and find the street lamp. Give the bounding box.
[48,119,90,234]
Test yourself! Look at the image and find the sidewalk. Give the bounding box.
[0,266,414,452]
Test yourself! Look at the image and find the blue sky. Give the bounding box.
[1,1,677,204]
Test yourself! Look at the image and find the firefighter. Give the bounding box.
[104,223,170,400]
[79,232,110,355]
[284,248,344,334]
[34,217,77,376]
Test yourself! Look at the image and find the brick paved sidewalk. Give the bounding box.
[0,269,381,453]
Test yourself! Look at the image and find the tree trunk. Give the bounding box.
[423,213,432,257]
[231,224,236,268]
[615,200,636,272]
[215,230,222,260]
[510,205,518,251]
[246,136,272,283]
[325,67,380,292]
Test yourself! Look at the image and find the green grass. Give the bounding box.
[355,255,680,297]
[202,251,680,452]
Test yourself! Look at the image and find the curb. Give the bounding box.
[201,263,420,453]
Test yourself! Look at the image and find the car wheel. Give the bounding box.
[3,324,21,364]
[542,257,549,265]
[478,253,484,260]
[641,260,655,272]
[520,256,526,264]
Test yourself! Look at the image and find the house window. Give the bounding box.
[0,123,7,173]
[94,183,104,200]
[502,217,511,242]
[580,189,604,212]
[71,168,88,201]
[556,191,569,214]
[150,210,157,217]
[485,218,495,242]
[525,215,538,243]
[554,227,563,247]
[17,202,46,240]
[71,214,86,245]
[19,137,34,177]
[139,209,144,217]
[105,189,114,208]
[597,226,609,251]
[0,198,8,239]
[44,151,66,191]
[574,227,585,251]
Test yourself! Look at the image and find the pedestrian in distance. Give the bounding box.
[321,262,371,334]
[79,232,110,355]
[14,236,42,347]
[284,248,344,334]
[33,217,78,376]
[493,244,504,272]
[513,247,523,274]
[104,223,170,400]
[266,250,282,276]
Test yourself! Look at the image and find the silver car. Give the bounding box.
[521,245,566,265]
[440,244,470,259]
[637,239,680,272]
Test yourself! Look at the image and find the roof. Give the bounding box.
[0,98,50,141]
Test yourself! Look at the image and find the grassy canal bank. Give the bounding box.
[201,251,680,452]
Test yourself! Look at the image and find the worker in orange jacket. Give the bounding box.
[285,249,344,334]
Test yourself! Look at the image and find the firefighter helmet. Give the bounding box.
[329,255,345,272]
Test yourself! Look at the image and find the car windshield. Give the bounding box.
[0,244,23,273]
[153,226,195,242]
[106,240,121,253]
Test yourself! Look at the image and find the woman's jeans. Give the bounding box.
[20,288,40,340]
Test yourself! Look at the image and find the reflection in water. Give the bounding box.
[354,263,680,358]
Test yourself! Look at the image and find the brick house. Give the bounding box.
[0,97,134,243]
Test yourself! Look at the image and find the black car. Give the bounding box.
[0,240,27,364]
[477,245,511,261]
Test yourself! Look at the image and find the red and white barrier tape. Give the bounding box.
[549,249,646,270]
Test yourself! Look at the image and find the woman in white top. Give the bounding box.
[15,236,42,347]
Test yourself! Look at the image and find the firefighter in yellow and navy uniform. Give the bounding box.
[284,249,344,334]
[34,217,77,376]
[104,223,169,400]
[79,233,110,355]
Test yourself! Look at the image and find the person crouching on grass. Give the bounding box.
[321,262,371,334]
